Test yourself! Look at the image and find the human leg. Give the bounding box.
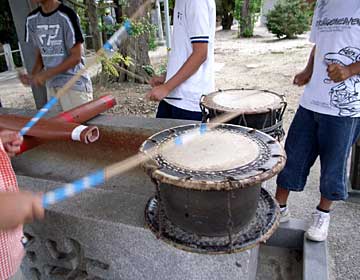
[305,114,360,241]
[276,106,319,206]
[59,89,93,111]
[46,87,63,113]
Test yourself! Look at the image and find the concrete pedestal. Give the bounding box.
[20,175,259,279]
[11,113,260,280]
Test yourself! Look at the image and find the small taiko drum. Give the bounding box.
[200,89,287,140]
[140,124,286,253]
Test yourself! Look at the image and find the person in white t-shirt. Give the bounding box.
[146,0,216,121]
[276,0,360,242]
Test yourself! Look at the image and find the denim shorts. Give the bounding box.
[276,106,360,201]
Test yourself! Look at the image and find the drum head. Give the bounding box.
[161,130,259,171]
[140,124,286,190]
[201,89,284,114]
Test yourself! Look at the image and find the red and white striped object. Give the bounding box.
[0,141,24,280]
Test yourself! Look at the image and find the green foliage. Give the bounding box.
[100,18,158,50]
[100,51,133,78]
[142,63,167,77]
[234,0,263,38]
[266,0,312,39]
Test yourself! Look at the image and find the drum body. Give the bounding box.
[200,89,287,140]
[140,124,286,238]
[160,183,260,236]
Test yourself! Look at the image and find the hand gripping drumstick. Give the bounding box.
[116,65,182,101]
[41,110,243,207]
[19,0,151,137]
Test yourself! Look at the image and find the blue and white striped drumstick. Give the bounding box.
[41,124,209,207]
[19,97,59,136]
[42,170,105,207]
[18,1,150,137]
[40,110,247,207]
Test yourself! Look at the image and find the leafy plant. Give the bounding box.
[100,18,158,50]
[100,51,133,78]
[266,0,311,39]
[142,63,167,77]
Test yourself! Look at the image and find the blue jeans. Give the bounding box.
[277,106,360,201]
[156,100,202,121]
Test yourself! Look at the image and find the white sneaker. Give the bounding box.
[279,206,291,223]
[305,211,330,242]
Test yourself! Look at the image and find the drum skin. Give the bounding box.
[159,182,261,237]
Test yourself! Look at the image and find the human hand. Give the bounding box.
[294,69,312,86]
[327,64,353,83]
[32,71,49,87]
[0,192,44,230]
[18,72,32,86]
[0,130,23,157]
[146,84,170,101]
[149,75,166,87]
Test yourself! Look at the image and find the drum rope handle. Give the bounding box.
[261,108,271,130]
[199,95,209,123]
[241,113,248,127]
[151,175,164,238]
[226,188,235,252]
[279,101,288,120]
[260,120,283,133]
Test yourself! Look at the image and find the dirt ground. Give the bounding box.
[91,26,313,131]
[1,26,312,130]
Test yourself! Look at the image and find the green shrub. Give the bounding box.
[266,0,311,39]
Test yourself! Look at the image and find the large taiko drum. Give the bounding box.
[140,124,286,253]
[200,89,287,140]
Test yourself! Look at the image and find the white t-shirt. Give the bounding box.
[164,0,216,112]
[301,0,360,117]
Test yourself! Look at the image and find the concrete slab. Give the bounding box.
[18,174,260,280]
[265,219,329,280]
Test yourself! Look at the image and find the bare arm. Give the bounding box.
[0,192,44,230]
[18,49,44,86]
[147,43,208,101]
[305,45,316,74]
[32,43,82,87]
[294,45,316,86]
[166,43,208,92]
[32,49,44,75]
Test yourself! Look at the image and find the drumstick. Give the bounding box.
[41,110,244,207]
[116,65,182,101]
[19,0,151,137]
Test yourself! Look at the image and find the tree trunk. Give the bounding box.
[222,13,233,30]
[240,0,252,37]
[87,0,103,51]
[114,0,122,23]
[119,0,151,82]
[221,0,234,30]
